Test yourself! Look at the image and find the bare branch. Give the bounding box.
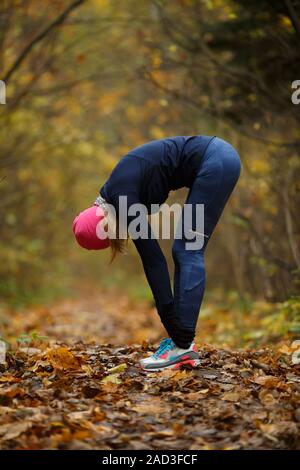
[142,67,300,149]
[232,211,294,273]
[3,0,86,83]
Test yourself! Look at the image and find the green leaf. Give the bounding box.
[101,373,122,384]
[107,363,127,374]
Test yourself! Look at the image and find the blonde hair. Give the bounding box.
[102,204,128,263]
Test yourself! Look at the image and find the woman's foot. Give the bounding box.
[139,338,200,371]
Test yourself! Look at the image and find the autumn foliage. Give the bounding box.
[0,0,300,451]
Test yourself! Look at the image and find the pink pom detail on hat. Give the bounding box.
[72,205,110,250]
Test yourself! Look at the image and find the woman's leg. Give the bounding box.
[172,137,241,347]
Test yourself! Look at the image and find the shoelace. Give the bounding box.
[153,338,175,359]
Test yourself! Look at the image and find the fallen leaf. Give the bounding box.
[286,373,300,383]
[47,347,81,370]
[222,391,240,402]
[186,390,209,400]
[101,373,122,384]
[259,423,277,434]
[258,389,277,405]
[254,375,280,388]
[0,422,31,440]
[0,375,21,384]
[107,363,127,374]
[132,397,166,415]
[0,386,25,398]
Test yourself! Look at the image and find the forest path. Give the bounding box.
[0,291,299,450]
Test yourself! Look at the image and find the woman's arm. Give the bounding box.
[110,191,176,333]
[132,222,174,312]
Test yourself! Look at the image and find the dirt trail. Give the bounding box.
[0,291,299,450]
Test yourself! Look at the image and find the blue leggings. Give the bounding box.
[171,137,241,341]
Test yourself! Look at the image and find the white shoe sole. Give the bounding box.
[140,358,200,372]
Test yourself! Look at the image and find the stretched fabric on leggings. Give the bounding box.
[171,137,241,346]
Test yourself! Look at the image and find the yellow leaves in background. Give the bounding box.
[205,0,233,16]
[77,141,94,157]
[147,69,168,84]
[151,50,162,69]
[1,0,298,325]
[97,89,126,115]
[100,153,118,173]
[92,0,110,10]
[179,0,195,6]
[125,129,144,148]
[18,168,33,183]
[279,15,293,31]
[247,156,274,211]
[159,98,169,107]
[125,106,140,123]
[250,158,270,175]
[64,99,82,116]
[150,126,165,140]
[168,44,177,53]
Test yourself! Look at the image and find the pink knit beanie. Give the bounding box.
[72,205,110,250]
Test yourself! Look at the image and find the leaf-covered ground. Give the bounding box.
[0,291,299,450]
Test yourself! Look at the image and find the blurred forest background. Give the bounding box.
[0,0,300,347]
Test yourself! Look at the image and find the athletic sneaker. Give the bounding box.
[139,338,200,371]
